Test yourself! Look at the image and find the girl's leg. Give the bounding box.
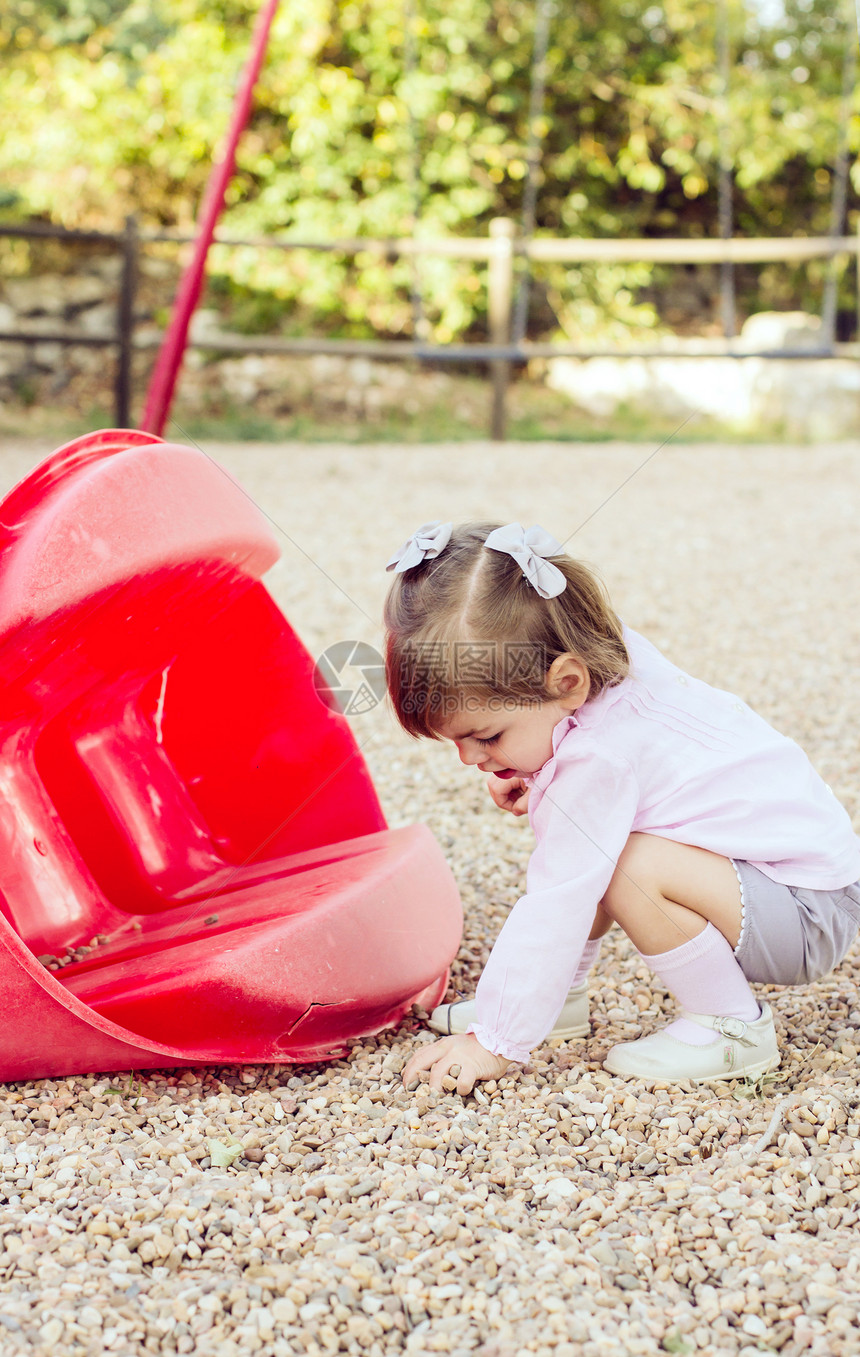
[553,900,615,992]
[571,902,613,983]
[588,904,614,940]
[601,832,743,953]
[601,833,759,1046]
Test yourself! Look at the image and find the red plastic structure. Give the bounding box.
[140,0,281,437]
[0,431,462,1082]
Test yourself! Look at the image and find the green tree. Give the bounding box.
[1,0,857,339]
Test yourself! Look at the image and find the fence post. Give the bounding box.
[116,214,139,427]
[488,217,516,441]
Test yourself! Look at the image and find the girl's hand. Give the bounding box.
[402,1033,511,1096]
[488,773,530,816]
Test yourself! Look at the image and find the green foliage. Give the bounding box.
[1,0,857,340]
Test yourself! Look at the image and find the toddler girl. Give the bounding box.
[384,520,860,1094]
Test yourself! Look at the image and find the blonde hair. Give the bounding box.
[384,521,628,738]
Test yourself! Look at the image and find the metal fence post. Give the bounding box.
[488,217,516,440]
[116,215,139,427]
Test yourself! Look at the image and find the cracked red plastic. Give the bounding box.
[0,431,462,1081]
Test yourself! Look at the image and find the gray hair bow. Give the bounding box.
[484,523,566,598]
[386,520,453,573]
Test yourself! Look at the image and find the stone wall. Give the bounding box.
[0,258,124,398]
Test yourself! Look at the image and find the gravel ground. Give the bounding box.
[1,436,860,1357]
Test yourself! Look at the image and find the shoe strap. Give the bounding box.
[681,1012,756,1046]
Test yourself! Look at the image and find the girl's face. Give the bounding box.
[438,697,572,779]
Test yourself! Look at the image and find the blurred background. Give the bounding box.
[0,0,858,442]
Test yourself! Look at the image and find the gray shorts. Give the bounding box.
[733,860,860,986]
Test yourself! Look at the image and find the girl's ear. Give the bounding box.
[546,654,590,710]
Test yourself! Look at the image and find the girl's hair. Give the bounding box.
[384,521,628,738]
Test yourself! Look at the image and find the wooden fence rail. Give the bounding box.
[1,217,858,437]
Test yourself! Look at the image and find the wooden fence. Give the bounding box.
[1,217,858,438]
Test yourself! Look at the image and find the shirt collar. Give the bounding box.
[525,714,577,790]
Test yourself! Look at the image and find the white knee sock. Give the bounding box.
[572,938,600,987]
[639,922,760,1046]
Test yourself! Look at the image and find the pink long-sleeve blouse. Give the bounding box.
[467,627,860,1062]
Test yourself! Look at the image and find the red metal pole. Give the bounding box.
[139,0,281,435]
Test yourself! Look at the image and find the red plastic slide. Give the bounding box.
[0,431,462,1081]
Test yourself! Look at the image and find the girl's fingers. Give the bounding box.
[403,1043,473,1092]
[424,1047,477,1095]
[420,1054,446,1092]
[401,1042,447,1086]
[427,1061,450,1092]
[402,1036,462,1087]
[402,1036,509,1096]
[456,1065,477,1096]
[487,774,527,814]
[507,783,528,809]
[430,1048,471,1091]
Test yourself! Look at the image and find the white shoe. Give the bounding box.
[428,983,589,1040]
[603,1003,779,1083]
